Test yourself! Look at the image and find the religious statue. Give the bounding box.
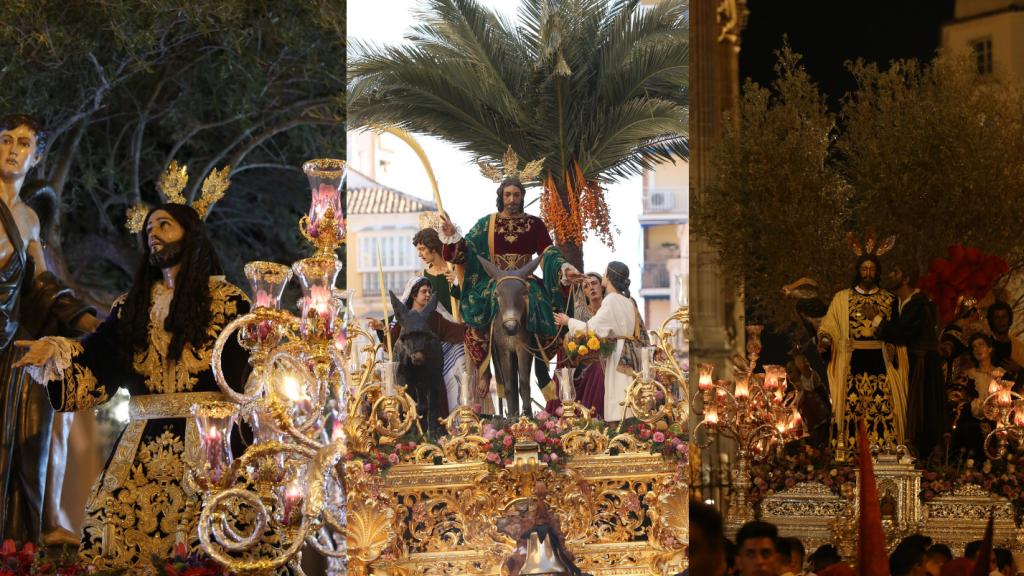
[497,482,590,576]
[16,164,248,570]
[436,147,581,407]
[818,233,908,457]
[554,262,649,423]
[0,114,99,544]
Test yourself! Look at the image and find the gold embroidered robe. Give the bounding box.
[819,287,908,456]
[38,277,250,571]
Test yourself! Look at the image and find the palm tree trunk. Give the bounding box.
[557,240,583,273]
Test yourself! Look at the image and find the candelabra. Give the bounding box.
[693,333,806,530]
[186,158,423,574]
[980,368,1024,460]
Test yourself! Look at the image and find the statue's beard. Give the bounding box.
[503,201,524,215]
[149,240,185,269]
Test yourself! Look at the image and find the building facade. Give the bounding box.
[346,168,437,318]
[943,0,1024,79]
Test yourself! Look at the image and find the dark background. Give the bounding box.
[740,0,956,107]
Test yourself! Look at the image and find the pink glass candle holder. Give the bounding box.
[246,261,292,309]
[192,403,238,485]
[293,256,342,339]
[302,158,346,240]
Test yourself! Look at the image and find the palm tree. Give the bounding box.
[348,0,688,267]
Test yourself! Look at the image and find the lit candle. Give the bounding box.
[283,479,303,523]
[734,377,749,399]
[205,427,224,482]
[998,388,1013,408]
[763,366,778,391]
[255,289,274,309]
[698,363,714,391]
[1014,404,1024,427]
[706,404,719,425]
[460,371,472,407]
[789,406,803,432]
[310,286,332,317]
[331,418,345,443]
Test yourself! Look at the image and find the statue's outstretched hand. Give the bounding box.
[13,339,57,368]
[563,267,584,283]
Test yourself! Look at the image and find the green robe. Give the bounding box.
[457,214,569,336]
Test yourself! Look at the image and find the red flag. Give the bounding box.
[857,420,887,576]
[969,510,995,576]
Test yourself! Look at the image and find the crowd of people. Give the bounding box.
[689,502,1022,576]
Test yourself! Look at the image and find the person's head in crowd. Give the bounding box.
[809,544,841,572]
[890,540,928,576]
[995,548,1016,576]
[966,540,985,559]
[735,521,780,576]
[926,544,954,576]
[775,537,805,575]
[969,332,996,367]
[689,501,727,576]
[939,557,975,576]
[726,539,738,575]
[987,300,1014,338]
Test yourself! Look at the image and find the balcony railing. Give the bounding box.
[642,262,671,290]
[642,186,687,215]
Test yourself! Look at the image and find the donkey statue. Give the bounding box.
[476,254,543,418]
[388,291,448,436]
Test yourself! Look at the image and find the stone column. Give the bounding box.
[689,0,747,527]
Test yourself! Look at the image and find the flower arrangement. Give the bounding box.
[747,442,856,507]
[564,329,615,367]
[920,455,1024,522]
[345,435,422,475]
[624,421,688,463]
[481,411,569,469]
[0,540,112,575]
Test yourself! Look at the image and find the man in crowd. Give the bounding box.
[735,521,780,576]
[776,537,805,576]
[687,500,726,576]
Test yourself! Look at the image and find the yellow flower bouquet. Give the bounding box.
[564,328,615,367]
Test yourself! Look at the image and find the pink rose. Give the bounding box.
[652,431,666,443]
[549,453,559,463]
[486,452,500,463]
[503,435,514,447]
[544,420,556,431]
[363,463,374,473]
[388,453,399,464]
[534,431,546,443]
[675,443,685,453]
[639,428,652,440]
[541,454,550,462]
[537,411,550,421]
[555,406,564,417]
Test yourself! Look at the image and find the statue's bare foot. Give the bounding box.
[41,526,79,547]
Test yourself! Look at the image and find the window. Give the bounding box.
[971,37,993,75]
[358,233,418,297]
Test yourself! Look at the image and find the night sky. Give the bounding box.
[739,0,956,108]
